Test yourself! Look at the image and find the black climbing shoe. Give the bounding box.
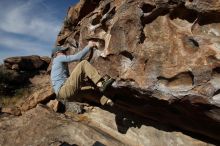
[98,75,115,93]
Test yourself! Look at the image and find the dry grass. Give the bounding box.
[0,64,32,107]
[0,88,31,107]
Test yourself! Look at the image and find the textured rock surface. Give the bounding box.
[1,0,220,145]
[0,105,122,146]
[1,107,21,116]
[46,99,60,112]
[19,85,55,112]
[56,0,220,141]
[0,104,215,146]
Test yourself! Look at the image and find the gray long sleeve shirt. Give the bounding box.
[51,46,90,95]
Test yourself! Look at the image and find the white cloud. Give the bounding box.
[0,0,61,43]
[0,35,51,63]
[0,0,66,61]
[0,36,49,53]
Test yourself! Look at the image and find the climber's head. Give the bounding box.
[51,46,68,57]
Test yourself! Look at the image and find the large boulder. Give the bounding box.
[2,0,219,145]
[19,85,55,112]
[56,0,220,141]
[1,56,51,96]
[0,104,215,146]
[4,55,50,71]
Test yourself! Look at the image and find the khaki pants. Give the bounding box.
[58,60,109,105]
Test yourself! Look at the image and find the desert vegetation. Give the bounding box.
[0,64,31,106]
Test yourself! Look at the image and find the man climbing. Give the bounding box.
[50,41,115,113]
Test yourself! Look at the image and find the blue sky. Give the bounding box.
[0,0,79,62]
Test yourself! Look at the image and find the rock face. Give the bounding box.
[56,0,220,142]
[19,85,55,112]
[0,105,215,146]
[1,0,220,145]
